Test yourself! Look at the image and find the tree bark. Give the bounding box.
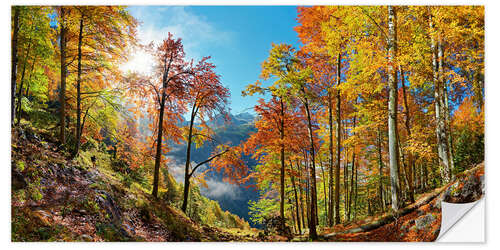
[303,95,318,240]
[348,115,356,220]
[181,102,197,211]
[75,15,84,156]
[15,39,32,127]
[11,6,20,126]
[152,93,166,198]
[430,10,451,183]
[328,91,335,227]
[291,162,301,234]
[334,52,342,225]
[296,160,306,230]
[400,66,415,203]
[319,157,328,225]
[17,55,37,125]
[377,126,385,211]
[279,97,286,222]
[59,7,68,145]
[387,5,400,211]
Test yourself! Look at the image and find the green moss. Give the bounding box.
[96,223,129,241]
[16,161,25,172]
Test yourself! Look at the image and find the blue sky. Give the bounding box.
[123,6,301,115]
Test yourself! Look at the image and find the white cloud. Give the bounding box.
[201,178,242,200]
[166,158,241,200]
[120,6,233,75]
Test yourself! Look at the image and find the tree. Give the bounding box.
[11,6,20,126]
[58,6,68,145]
[70,6,138,156]
[181,57,230,212]
[387,6,401,211]
[127,34,192,199]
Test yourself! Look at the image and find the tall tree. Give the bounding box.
[58,6,68,145]
[181,57,230,212]
[11,6,20,126]
[387,6,401,211]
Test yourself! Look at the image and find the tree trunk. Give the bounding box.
[328,91,334,227]
[11,6,20,126]
[348,115,356,221]
[297,160,306,230]
[400,66,415,203]
[291,162,301,234]
[387,5,400,211]
[429,9,451,183]
[152,94,166,198]
[303,96,318,240]
[15,39,32,127]
[75,15,84,156]
[181,103,197,212]
[334,53,342,225]
[59,7,68,145]
[305,156,310,227]
[319,157,328,225]
[17,55,37,124]
[343,140,349,221]
[441,43,455,179]
[279,98,286,222]
[353,157,358,219]
[377,126,385,211]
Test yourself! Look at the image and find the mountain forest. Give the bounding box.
[11,5,484,242]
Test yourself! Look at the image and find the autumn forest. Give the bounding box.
[11,6,484,242]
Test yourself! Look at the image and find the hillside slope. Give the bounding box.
[11,124,256,242]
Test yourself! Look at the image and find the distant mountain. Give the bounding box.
[166,112,259,226]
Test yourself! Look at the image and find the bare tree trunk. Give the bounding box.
[11,6,20,126]
[387,5,400,211]
[319,157,328,225]
[430,9,451,183]
[15,39,32,127]
[344,140,349,221]
[442,49,455,178]
[334,53,342,225]
[400,66,415,203]
[303,95,318,239]
[353,157,359,219]
[59,7,68,145]
[152,94,166,198]
[328,91,335,227]
[445,93,455,176]
[398,136,410,203]
[181,103,197,211]
[17,55,37,125]
[297,160,306,230]
[279,98,286,222]
[291,162,301,234]
[75,15,84,156]
[377,126,385,211]
[348,115,356,220]
[305,156,310,227]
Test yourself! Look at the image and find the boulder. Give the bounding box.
[415,214,436,231]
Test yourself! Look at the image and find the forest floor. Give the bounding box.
[319,163,484,242]
[11,122,484,242]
